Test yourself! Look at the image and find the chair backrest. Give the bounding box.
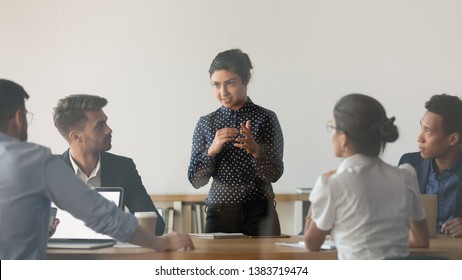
[421,194,437,237]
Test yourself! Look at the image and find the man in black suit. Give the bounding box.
[399,94,462,238]
[53,94,165,235]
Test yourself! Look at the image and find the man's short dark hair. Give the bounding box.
[0,79,29,129]
[53,94,108,141]
[425,94,462,143]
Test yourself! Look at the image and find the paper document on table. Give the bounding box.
[275,242,305,248]
[319,239,336,250]
[276,239,336,250]
[114,242,141,248]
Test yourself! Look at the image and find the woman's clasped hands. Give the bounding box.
[208,120,261,159]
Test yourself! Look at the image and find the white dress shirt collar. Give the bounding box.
[69,151,102,188]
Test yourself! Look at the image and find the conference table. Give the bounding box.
[46,235,461,260]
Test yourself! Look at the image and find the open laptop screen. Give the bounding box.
[50,187,124,240]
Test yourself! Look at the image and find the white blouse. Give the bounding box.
[310,154,425,260]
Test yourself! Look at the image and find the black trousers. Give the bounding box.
[204,200,281,236]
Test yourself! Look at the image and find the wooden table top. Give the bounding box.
[46,235,462,260]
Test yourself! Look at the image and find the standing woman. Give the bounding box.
[188,49,284,236]
[304,94,429,259]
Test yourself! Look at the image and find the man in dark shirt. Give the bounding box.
[53,94,165,235]
[399,94,462,238]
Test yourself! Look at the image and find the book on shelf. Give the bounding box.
[189,232,248,239]
[182,204,192,234]
[191,205,197,234]
[165,207,175,233]
[200,204,206,232]
[194,203,204,234]
[157,208,164,220]
[296,188,312,194]
[184,202,206,234]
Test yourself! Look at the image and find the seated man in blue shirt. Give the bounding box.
[52,94,165,235]
[0,79,193,259]
[399,94,462,238]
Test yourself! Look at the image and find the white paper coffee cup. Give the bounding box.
[135,212,157,236]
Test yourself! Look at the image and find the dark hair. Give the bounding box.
[0,79,29,127]
[425,94,462,143]
[334,93,398,156]
[208,49,253,85]
[53,94,108,140]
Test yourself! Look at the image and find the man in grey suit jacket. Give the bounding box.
[399,94,462,238]
[53,94,165,235]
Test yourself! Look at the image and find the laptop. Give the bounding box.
[48,187,124,249]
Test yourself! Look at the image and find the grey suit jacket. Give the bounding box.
[61,150,165,235]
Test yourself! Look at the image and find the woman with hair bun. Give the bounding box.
[304,93,429,259]
[188,49,284,236]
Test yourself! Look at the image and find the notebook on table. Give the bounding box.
[249,234,291,238]
[48,187,124,249]
[189,232,248,239]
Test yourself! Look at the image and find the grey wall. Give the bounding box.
[2,0,462,195]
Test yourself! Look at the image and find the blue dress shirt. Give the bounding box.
[426,157,462,232]
[0,132,138,259]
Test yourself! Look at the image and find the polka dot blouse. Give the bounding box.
[188,98,284,205]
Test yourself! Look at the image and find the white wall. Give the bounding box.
[1,0,462,195]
